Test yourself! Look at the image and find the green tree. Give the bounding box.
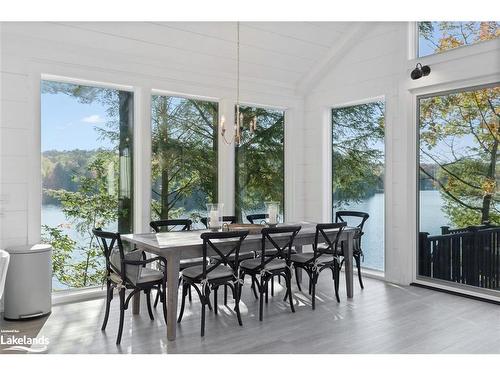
[332,102,385,208]
[419,86,500,227]
[45,152,118,288]
[151,96,218,222]
[235,106,284,221]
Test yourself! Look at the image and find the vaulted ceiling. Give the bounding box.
[2,22,365,94]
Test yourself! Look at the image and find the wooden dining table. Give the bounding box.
[122,221,357,341]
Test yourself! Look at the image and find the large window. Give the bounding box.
[418,22,500,57]
[151,95,218,227]
[235,106,285,222]
[332,101,385,271]
[41,80,134,290]
[418,84,500,291]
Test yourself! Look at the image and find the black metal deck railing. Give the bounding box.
[419,224,500,290]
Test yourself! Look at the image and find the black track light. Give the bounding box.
[411,63,431,80]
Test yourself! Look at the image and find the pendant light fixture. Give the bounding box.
[220,22,257,145]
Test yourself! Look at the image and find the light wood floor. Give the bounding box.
[2,273,500,354]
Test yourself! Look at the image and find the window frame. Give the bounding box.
[415,21,500,59]
[149,92,220,223]
[40,76,135,291]
[233,104,286,223]
[415,81,500,296]
[330,96,387,273]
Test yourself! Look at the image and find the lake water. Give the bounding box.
[43,190,448,288]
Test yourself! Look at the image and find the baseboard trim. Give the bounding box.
[410,282,500,305]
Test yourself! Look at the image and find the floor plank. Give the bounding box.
[2,274,500,354]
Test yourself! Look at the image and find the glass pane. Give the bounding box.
[41,80,134,291]
[418,21,500,57]
[235,106,285,223]
[151,95,218,228]
[332,101,385,271]
[418,84,500,291]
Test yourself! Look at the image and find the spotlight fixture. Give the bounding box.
[410,63,431,80]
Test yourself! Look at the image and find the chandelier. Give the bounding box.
[220,22,257,145]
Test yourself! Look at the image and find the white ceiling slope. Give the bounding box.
[1,22,363,95]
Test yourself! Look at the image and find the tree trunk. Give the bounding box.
[481,139,498,223]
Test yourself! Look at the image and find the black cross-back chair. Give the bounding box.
[201,215,256,305]
[93,228,168,345]
[335,211,369,289]
[246,213,267,224]
[240,226,301,321]
[291,222,346,307]
[177,230,249,337]
[200,215,237,228]
[150,219,192,233]
[149,219,205,308]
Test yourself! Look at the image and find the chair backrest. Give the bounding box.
[246,213,267,224]
[200,231,249,279]
[0,249,10,301]
[200,216,237,229]
[335,211,369,232]
[313,222,347,258]
[93,228,123,274]
[260,226,301,267]
[150,219,192,233]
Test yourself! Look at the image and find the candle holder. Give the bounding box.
[265,201,280,227]
[206,203,224,231]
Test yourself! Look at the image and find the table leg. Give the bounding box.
[295,245,303,282]
[344,231,354,298]
[166,251,181,341]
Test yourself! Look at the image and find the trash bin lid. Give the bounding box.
[6,244,52,254]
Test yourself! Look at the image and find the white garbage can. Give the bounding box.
[3,244,52,320]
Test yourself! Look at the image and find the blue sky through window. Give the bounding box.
[41,88,113,151]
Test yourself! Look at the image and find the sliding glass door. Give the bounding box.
[151,95,218,227]
[41,80,134,290]
[332,101,385,272]
[234,106,285,223]
[418,84,500,291]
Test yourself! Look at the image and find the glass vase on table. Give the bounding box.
[265,201,280,227]
[206,203,224,231]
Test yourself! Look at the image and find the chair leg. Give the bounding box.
[201,301,206,337]
[188,285,192,302]
[224,284,228,305]
[334,263,341,303]
[355,254,364,289]
[294,266,302,292]
[311,274,317,310]
[101,281,112,331]
[265,279,269,304]
[153,287,160,308]
[161,283,168,326]
[271,277,274,296]
[308,277,312,295]
[214,286,218,315]
[201,285,210,337]
[251,276,259,299]
[259,279,264,321]
[146,289,154,321]
[286,270,295,313]
[116,288,125,345]
[177,282,188,323]
[233,282,243,326]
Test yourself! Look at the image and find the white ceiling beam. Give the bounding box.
[295,23,371,95]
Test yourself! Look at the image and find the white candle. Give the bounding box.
[268,205,277,224]
[210,210,219,228]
